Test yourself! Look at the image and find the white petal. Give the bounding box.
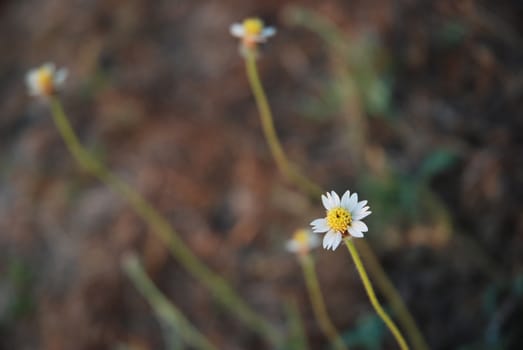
[330,191,341,207]
[28,74,41,95]
[25,70,35,87]
[348,226,364,238]
[325,192,333,208]
[310,218,329,233]
[26,70,38,92]
[345,193,358,211]
[43,62,55,73]
[308,234,320,248]
[351,220,368,233]
[330,233,343,250]
[354,200,368,212]
[352,205,368,217]
[229,23,244,38]
[341,190,351,208]
[322,233,331,249]
[322,230,337,249]
[321,193,333,210]
[352,210,371,221]
[54,68,68,85]
[358,205,370,213]
[261,26,276,38]
[285,240,298,252]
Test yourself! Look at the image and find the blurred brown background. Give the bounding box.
[1,0,523,349]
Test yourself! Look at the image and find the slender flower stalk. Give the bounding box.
[284,298,309,350]
[243,48,323,197]
[45,95,282,347]
[354,240,427,350]
[236,26,425,349]
[122,254,218,350]
[345,239,409,350]
[286,230,347,349]
[300,253,348,350]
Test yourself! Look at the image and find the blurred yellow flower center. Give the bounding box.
[243,18,263,36]
[326,207,352,233]
[293,229,309,247]
[36,67,53,94]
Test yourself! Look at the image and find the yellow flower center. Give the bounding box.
[293,229,309,247]
[326,207,352,233]
[36,67,54,95]
[243,18,263,36]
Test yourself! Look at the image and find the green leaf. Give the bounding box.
[342,313,385,350]
[418,150,457,181]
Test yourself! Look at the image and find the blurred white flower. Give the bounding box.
[26,63,67,97]
[310,190,372,251]
[230,17,276,49]
[286,229,320,255]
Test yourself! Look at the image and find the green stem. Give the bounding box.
[243,49,428,350]
[355,240,428,350]
[122,254,217,350]
[284,298,309,350]
[49,97,283,347]
[345,239,409,350]
[244,49,322,197]
[299,254,348,350]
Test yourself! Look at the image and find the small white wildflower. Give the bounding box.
[230,17,276,49]
[26,63,68,97]
[285,229,320,256]
[310,190,372,251]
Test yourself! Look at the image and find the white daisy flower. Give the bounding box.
[285,229,320,255]
[230,17,276,49]
[26,63,68,97]
[310,190,372,251]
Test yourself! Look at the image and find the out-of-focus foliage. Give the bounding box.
[0,258,35,326]
[342,312,385,350]
[285,6,393,120]
[362,149,457,223]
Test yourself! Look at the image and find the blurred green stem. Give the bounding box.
[299,254,348,350]
[49,96,283,347]
[284,298,309,350]
[122,254,217,350]
[345,239,409,350]
[243,49,426,349]
[355,240,428,350]
[244,49,322,197]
